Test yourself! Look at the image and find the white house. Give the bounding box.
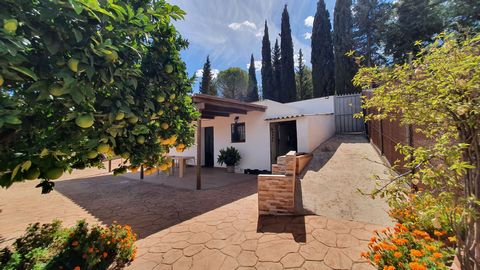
[169,94,336,172]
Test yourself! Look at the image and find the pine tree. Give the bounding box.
[216,68,249,100]
[333,0,358,94]
[353,0,391,67]
[385,0,443,63]
[246,54,259,102]
[199,55,216,95]
[311,0,335,97]
[261,21,274,101]
[280,5,297,103]
[272,39,282,102]
[296,49,313,100]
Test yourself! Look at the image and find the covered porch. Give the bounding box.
[191,94,267,190]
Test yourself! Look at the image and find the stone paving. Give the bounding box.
[0,159,388,270]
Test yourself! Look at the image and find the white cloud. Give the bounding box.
[303,32,312,40]
[247,60,262,71]
[228,20,257,31]
[304,16,314,27]
[195,69,219,79]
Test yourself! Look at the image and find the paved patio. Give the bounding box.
[124,166,257,190]
[0,137,389,270]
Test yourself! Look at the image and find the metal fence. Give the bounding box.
[334,93,365,133]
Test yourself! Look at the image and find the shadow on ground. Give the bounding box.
[55,174,257,240]
[257,215,307,243]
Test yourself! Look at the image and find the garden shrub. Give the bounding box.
[0,220,136,270]
[362,223,455,270]
[354,33,480,268]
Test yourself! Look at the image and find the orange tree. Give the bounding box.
[354,34,479,269]
[0,0,198,193]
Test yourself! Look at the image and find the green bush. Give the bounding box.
[0,220,137,270]
[217,147,241,166]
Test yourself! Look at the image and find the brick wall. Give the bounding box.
[257,151,296,215]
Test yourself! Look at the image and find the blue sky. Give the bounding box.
[168,0,336,92]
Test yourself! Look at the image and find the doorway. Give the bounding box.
[204,127,214,167]
[270,120,298,164]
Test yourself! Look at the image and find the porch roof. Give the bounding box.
[192,94,267,119]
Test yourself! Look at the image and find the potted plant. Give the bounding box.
[217,147,241,173]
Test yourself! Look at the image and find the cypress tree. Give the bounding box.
[272,39,282,102]
[280,5,296,103]
[261,21,274,101]
[199,55,216,95]
[246,54,259,102]
[311,0,335,97]
[333,0,358,94]
[296,49,313,100]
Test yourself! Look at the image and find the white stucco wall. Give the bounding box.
[287,96,335,114]
[254,100,301,119]
[169,110,272,171]
[300,114,336,152]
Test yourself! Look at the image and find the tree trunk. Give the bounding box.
[458,127,480,270]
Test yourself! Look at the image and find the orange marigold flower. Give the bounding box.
[426,245,437,252]
[374,253,381,263]
[394,252,402,258]
[370,236,377,243]
[392,238,408,245]
[448,236,456,242]
[413,230,429,238]
[389,245,398,251]
[410,249,423,257]
[74,267,81,270]
[433,252,443,258]
[360,252,368,258]
[71,240,79,247]
[434,230,446,237]
[409,262,426,270]
[103,252,108,258]
[88,247,94,254]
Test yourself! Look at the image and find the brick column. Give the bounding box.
[257,151,296,215]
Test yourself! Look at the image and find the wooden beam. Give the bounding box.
[196,118,202,190]
[200,114,215,119]
[193,94,266,112]
[204,104,248,115]
[202,111,230,118]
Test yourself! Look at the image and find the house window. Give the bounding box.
[231,123,246,143]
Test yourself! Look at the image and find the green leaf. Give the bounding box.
[11,164,21,180]
[40,148,49,157]
[9,66,38,81]
[4,115,22,125]
[73,29,83,42]
[69,0,84,14]
[21,161,32,172]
